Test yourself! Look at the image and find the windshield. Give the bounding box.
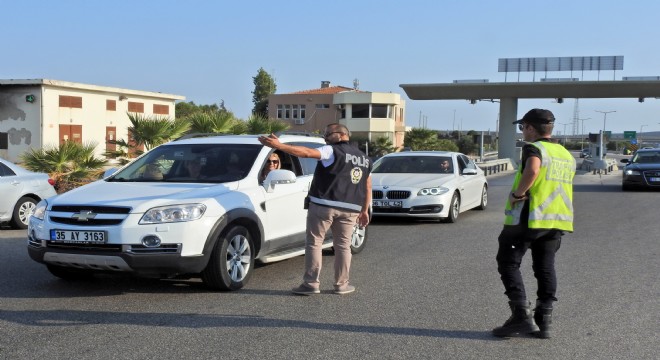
[631,151,660,164]
[108,143,262,183]
[372,156,453,174]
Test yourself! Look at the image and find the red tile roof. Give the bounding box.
[290,86,359,95]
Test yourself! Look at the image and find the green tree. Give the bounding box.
[176,100,231,119]
[126,113,190,151]
[404,128,441,150]
[371,136,396,157]
[252,67,276,116]
[437,139,459,152]
[187,111,235,134]
[238,114,289,134]
[20,141,107,193]
[456,135,478,155]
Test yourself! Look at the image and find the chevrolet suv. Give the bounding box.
[27,134,368,290]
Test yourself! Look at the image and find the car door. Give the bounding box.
[0,163,23,220]
[457,155,482,208]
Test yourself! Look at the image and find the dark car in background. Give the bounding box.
[580,149,591,158]
[620,149,660,191]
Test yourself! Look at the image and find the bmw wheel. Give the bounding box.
[476,185,488,210]
[350,224,368,254]
[445,192,460,223]
[202,225,255,291]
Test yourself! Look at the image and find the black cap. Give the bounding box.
[512,108,555,124]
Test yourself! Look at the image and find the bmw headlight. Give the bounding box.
[624,169,641,176]
[32,200,48,220]
[417,187,450,196]
[139,204,207,224]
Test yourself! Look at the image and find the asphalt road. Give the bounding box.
[0,168,658,360]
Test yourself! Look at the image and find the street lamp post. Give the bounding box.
[595,110,616,160]
[578,117,591,151]
[640,124,648,145]
[558,122,570,145]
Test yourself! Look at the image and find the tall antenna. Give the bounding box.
[572,99,580,136]
[353,78,359,90]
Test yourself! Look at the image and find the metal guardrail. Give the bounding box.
[476,159,514,176]
[580,158,618,174]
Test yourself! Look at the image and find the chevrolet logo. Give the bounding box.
[71,210,97,222]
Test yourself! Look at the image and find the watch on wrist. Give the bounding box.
[511,192,525,199]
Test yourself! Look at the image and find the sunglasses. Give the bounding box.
[266,160,279,164]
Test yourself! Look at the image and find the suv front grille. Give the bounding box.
[48,205,132,226]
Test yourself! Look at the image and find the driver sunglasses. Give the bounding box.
[266,160,279,164]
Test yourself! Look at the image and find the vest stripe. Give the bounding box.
[309,196,362,212]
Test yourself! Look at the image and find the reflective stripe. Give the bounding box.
[309,196,362,212]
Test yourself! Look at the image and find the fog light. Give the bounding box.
[142,235,161,247]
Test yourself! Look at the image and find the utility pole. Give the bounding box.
[578,118,590,151]
[595,110,616,160]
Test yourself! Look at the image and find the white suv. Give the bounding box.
[27,134,367,290]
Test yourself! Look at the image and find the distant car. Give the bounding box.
[370,151,488,223]
[620,149,660,191]
[580,149,591,158]
[0,158,57,229]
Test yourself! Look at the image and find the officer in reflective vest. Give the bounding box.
[492,109,576,339]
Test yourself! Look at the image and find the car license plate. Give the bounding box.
[650,177,660,182]
[373,200,403,208]
[50,230,107,243]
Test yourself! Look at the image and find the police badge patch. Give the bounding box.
[351,167,363,184]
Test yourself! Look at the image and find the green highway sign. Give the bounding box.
[623,131,636,139]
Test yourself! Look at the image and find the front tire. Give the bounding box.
[444,193,460,223]
[11,196,37,229]
[201,225,255,291]
[476,185,488,210]
[350,224,368,254]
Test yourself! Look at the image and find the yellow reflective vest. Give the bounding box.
[504,141,576,231]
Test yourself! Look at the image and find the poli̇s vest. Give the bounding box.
[504,141,576,231]
[308,142,371,212]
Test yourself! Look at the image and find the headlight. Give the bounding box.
[32,200,48,220]
[417,187,450,196]
[139,204,207,224]
[624,169,641,176]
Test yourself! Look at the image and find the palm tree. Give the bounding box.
[371,136,396,157]
[186,111,235,134]
[236,114,289,135]
[20,141,107,193]
[127,113,190,150]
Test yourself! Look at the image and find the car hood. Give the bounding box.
[372,173,454,188]
[625,163,660,172]
[49,180,238,213]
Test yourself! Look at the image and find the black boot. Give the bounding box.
[533,303,553,339]
[492,301,539,337]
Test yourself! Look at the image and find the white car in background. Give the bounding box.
[0,158,57,229]
[371,151,488,223]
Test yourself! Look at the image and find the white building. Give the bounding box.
[0,79,184,162]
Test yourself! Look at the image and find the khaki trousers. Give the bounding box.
[303,203,359,289]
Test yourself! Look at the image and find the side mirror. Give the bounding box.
[263,169,297,192]
[462,168,478,176]
[620,159,629,164]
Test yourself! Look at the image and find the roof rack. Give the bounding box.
[173,133,230,141]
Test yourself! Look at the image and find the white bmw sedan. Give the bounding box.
[371,151,488,223]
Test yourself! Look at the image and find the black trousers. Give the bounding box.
[496,226,562,307]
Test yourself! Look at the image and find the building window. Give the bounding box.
[352,104,369,118]
[106,100,116,111]
[292,104,299,119]
[277,105,283,119]
[300,105,306,119]
[285,105,291,119]
[372,104,388,118]
[59,95,82,108]
[153,104,169,115]
[315,104,330,109]
[128,102,144,113]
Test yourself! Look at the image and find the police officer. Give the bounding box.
[258,124,371,295]
[492,109,575,339]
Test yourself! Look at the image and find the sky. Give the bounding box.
[3,0,660,136]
